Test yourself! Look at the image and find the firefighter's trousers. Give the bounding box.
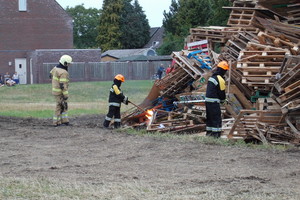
[103,105,121,128]
[53,95,69,126]
[205,102,222,138]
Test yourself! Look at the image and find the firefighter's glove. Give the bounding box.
[123,96,129,105]
[221,99,229,105]
[59,83,64,90]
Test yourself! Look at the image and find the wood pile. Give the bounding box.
[122,0,300,146]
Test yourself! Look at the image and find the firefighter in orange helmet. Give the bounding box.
[103,74,129,129]
[205,61,229,137]
[50,55,72,127]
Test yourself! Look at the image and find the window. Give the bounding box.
[19,0,27,11]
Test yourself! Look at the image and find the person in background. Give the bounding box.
[50,55,73,127]
[12,72,19,84]
[166,64,175,75]
[6,78,16,86]
[103,74,129,129]
[4,72,10,85]
[157,64,165,80]
[205,61,229,138]
[0,75,4,87]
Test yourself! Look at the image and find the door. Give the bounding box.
[15,58,27,84]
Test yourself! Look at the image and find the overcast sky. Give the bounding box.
[55,0,171,27]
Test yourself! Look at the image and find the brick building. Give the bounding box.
[0,0,101,84]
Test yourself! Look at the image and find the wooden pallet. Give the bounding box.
[274,63,300,93]
[146,109,206,133]
[279,55,300,74]
[190,27,225,37]
[227,9,256,27]
[277,84,300,104]
[225,40,243,58]
[287,7,300,25]
[221,31,258,61]
[228,110,282,139]
[257,32,299,55]
[172,51,208,78]
[190,26,259,40]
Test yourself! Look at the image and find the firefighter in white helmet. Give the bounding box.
[50,55,72,127]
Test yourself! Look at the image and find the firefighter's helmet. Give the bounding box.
[59,55,73,66]
[217,61,229,70]
[115,74,125,82]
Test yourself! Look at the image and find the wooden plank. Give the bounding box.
[284,80,300,93]
[228,110,282,139]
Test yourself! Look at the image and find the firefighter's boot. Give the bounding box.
[114,122,121,129]
[103,120,110,128]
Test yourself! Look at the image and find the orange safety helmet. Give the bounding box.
[114,74,125,82]
[217,61,229,70]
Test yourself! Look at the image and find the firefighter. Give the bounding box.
[50,55,72,127]
[205,61,229,138]
[103,74,129,129]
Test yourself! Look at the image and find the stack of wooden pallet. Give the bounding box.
[237,49,290,89]
[121,0,300,145]
[154,50,210,97]
[222,31,258,61]
[227,110,283,140]
[254,122,300,145]
[256,17,300,44]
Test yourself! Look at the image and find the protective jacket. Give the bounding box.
[108,79,128,107]
[50,64,69,98]
[205,68,226,103]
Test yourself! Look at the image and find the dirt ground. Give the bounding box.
[1,115,300,199]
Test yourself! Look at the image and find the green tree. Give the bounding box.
[66,5,100,49]
[156,33,184,55]
[120,0,150,49]
[159,0,230,55]
[96,0,124,52]
[207,0,232,26]
[162,0,179,35]
[133,0,150,48]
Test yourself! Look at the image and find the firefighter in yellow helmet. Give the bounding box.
[50,55,72,127]
[205,61,229,137]
[103,74,129,129]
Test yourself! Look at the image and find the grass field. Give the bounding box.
[0,80,153,118]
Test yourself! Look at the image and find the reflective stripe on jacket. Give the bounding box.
[50,65,69,96]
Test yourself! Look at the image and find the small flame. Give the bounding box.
[145,109,154,119]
